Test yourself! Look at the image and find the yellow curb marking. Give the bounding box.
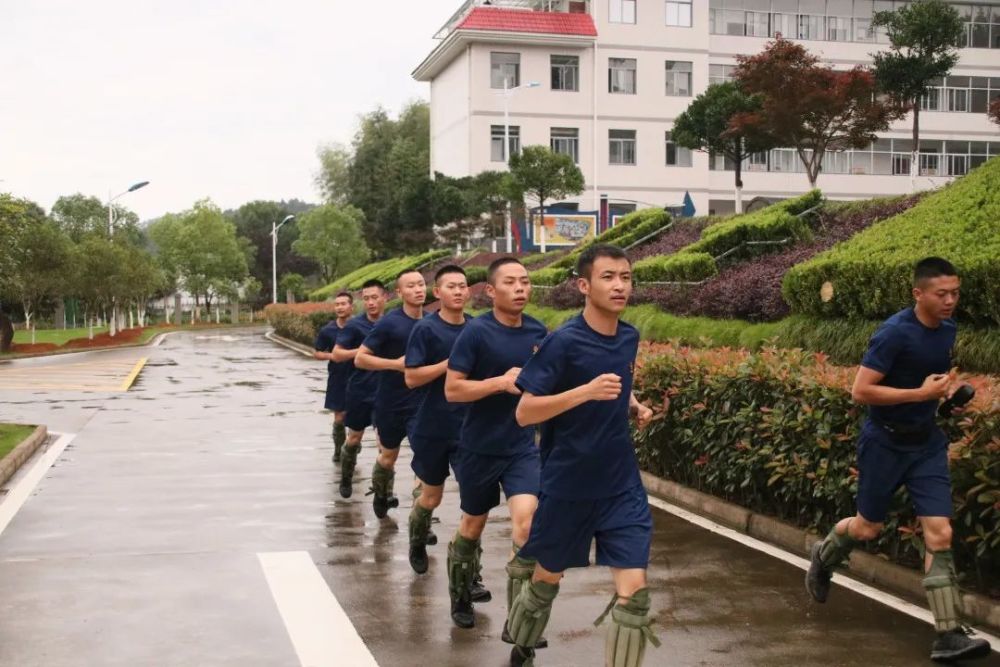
[119,357,148,391]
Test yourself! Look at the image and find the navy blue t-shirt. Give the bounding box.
[448,311,548,457]
[405,312,469,441]
[314,320,348,379]
[861,307,956,428]
[337,314,378,400]
[516,314,642,500]
[362,307,424,413]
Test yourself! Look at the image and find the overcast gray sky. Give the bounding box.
[1,0,458,221]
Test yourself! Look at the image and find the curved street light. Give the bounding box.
[106,180,150,337]
[271,214,295,303]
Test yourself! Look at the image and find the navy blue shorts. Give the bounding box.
[410,435,459,487]
[375,407,416,450]
[856,424,952,524]
[519,483,653,573]
[343,395,375,432]
[454,448,540,516]
[324,374,346,412]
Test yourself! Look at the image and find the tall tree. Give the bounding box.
[672,82,774,213]
[226,200,316,306]
[291,204,369,284]
[872,0,964,189]
[50,193,141,244]
[735,38,897,188]
[504,146,585,249]
[5,220,71,329]
[315,143,352,204]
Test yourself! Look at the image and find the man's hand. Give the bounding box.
[920,373,951,401]
[395,355,406,372]
[631,402,653,429]
[586,373,622,401]
[499,367,522,395]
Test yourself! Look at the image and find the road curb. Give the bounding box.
[0,425,48,488]
[265,331,315,357]
[640,470,1000,633]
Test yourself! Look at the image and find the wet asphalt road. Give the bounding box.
[0,329,996,667]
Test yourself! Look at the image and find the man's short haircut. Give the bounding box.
[434,264,467,284]
[487,257,524,285]
[334,291,354,303]
[361,279,386,292]
[576,243,630,280]
[914,257,958,287]
[396,268,423,285]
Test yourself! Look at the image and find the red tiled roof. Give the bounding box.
[457,6,597,37]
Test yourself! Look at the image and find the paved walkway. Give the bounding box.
[0,329,996,666]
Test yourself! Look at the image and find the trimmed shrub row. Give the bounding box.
[632,252,717,284]
[784,156,1000,325]
[633,343,1000,582]
[311,249,451,300]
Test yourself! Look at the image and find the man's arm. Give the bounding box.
[629,391,654,429]
[851,366,950,406]
[515,373,621,427]
[314,350,335,361]
[354,345,405,372]
[405,360,448,389]
[445,367,519,403]
[331,344,358,363]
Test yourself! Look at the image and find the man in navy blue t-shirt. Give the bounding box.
[355,269,426,518]
[332,279,387,499]
[504,244,658,667]
[403,265,471,575]
[806,257,990,662]
[444,257,547,631]
[313,291,354,463]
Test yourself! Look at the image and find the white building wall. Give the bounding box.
[430,52,472,176]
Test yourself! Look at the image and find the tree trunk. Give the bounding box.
[910,103,920,192]
[733,140,744,214]
[174,293,182,325]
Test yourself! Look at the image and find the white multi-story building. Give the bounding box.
[413,0,1000,226]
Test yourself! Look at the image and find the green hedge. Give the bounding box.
[463,265,487,285]
[311,249,451,300]
[632,252,717,283]
[686,189,820,258]
[634,345,1000,580]
[784,156,1000,325]
[545,207,675,271]
[268,310,318,346]
[529,266,572,286]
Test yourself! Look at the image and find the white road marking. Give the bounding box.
[647,494,1000,650]
[0,432,76,538]
[258,550,379,667]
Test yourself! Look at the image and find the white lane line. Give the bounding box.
[258,551,379,667]
[647,495,1000,649]
[0,431,76,538]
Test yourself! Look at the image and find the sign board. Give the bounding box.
[532,212,597,246]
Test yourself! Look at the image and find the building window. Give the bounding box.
[609,129,637,165]
[609,58,637,94]
[491,125,520,162]
[490,52,520,89]
[610,0,636,24]
[551,127,580,163]
[551,55,579,92]
[709,64,736,86]
[746,11,770,37]
[665,61,693,96]
[665,132,692,167]
[666,0,692,27]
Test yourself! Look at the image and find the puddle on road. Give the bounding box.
[231,381,265,389]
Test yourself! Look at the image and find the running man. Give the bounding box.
[444,257,547,631]
[403,265,470,574]
[806,257,991,662]
[354,269,426,518]
[332,279,387,499]
[313,291,354,463]
[505,244,658,667]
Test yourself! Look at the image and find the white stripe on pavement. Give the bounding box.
[258,550,379,667]
[0,432,76,538]
[646,494,1000,651]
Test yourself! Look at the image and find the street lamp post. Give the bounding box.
[501,80,540,253]
[271,215,295,303]
[106,180,149,336]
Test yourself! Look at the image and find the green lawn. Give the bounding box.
[0,424,35,461]
[12,327,108,345]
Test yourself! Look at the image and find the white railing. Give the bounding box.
[435,0,574,38]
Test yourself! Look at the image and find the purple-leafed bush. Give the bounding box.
[628,218,712,262]
[635,195,923,321]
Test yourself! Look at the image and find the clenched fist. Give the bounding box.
[587,373,622,401]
